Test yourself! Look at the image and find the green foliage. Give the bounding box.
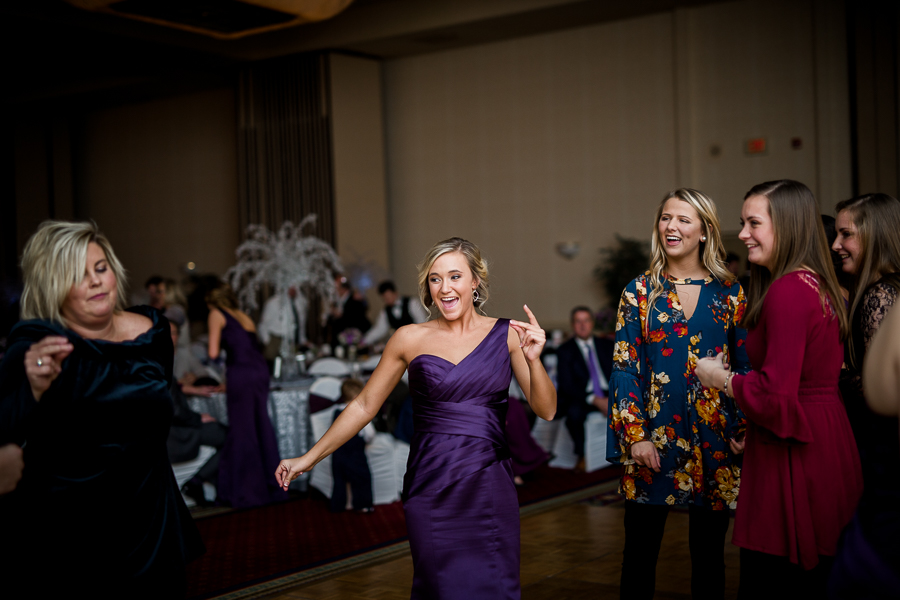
[594,235,649,305]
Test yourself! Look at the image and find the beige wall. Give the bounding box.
[76,88,240,300]
[383,0,851,329]
[329,53,391,309]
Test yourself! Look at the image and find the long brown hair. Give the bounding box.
[741,180,848,338]
[205,283,239,311]
[646,188,734,335]
[834,193,900,366]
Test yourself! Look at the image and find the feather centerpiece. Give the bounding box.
[226,216,342,357]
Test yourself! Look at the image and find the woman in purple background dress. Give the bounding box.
[207,284,287,509]
[276,237,556,599]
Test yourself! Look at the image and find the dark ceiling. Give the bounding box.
[6,0,721,109]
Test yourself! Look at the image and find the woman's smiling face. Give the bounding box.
[428,251,477,320]
[739,195,776,270]
[832,210,861,274]
[658,197,704,263]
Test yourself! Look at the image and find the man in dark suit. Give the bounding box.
[556,306,614,471]
[327,275,371,347]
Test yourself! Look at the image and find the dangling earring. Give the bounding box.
[473,289,480,304]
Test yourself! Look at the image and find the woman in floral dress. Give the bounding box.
[608,188,749,600]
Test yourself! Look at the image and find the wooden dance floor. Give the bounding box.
[265,500,741,599]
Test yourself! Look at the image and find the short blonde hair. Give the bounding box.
[20,220,127,326]
[416,237,489,316]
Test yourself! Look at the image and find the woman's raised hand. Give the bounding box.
[509,305,546,362]
[24,336,73,402]
[275,455,315,491]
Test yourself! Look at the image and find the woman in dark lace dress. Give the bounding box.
[829,192,900,598]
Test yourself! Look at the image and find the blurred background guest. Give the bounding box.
[724,251,741,277]
[0,220,202,597]
[207,283,286,508]
[828,193,900,599]
[362,280,429,350]
[146,274,166,309]
[326,275,370,347]
[556,306,613,473]
[330,378,375,513]
[164,277,191,346]
[167,318,227,507]
[166,306,221,387]
[258,285,309,360]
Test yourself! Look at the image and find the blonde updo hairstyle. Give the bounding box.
[417,237,489,317]
[20,220,127,327]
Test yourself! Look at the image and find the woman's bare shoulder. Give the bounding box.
[392,320,439,345]
[116,311,154,341]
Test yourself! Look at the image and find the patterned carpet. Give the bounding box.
[186,464,622,600]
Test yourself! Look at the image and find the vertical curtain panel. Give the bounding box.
[237,52,336,245]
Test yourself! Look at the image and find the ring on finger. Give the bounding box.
[36,358,44,367]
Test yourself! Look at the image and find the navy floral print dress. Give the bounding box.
[607,272,750,509]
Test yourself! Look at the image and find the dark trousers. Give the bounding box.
[330,444,373,512]
[621,501,731,600]
[738,548,833,600]
[197,422,227,485]
[565,402,597,457]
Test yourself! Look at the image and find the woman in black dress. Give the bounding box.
[0,221,203,598]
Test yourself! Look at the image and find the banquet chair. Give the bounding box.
[360,353,382,373]
[531,417,578,469]
[583,412,615,472]
[308,357,352,377]
[309,409,406,505]
[171,445,217,507]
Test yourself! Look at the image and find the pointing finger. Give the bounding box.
[523,304,539,326]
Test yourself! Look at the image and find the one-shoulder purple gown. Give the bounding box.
[404,318,520,599]
[217,309,287,508]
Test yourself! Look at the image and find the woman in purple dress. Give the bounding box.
[276,238,556,599]
[207,284,287,508]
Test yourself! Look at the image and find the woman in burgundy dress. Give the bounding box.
[275,238,556,599]
[696,180,862,599]
[207,284,286,508]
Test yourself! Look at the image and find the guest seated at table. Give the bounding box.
[331,379,375,513]
[361,280,429,351]
[166,307,222,388]
[326,275,370,347]
[373,379,411,434]
[167,320,227,506]
[207,283,287,508]
[556,306,613,472]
